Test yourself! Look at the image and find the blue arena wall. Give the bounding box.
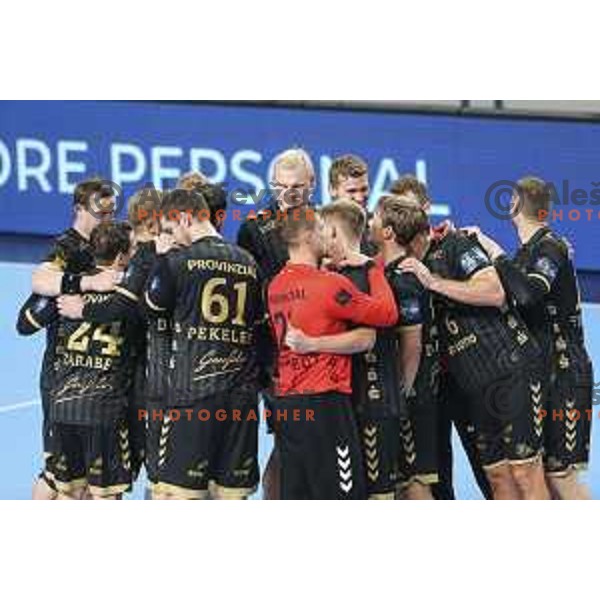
[0,100,599,276]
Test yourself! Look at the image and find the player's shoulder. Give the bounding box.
[387,260,424,294]
[136,239,157,259]
[430,226,466,260]
[266,264,292,297]
[208,237,257,268]
[228,240,257,265]
[128,240,156,268]
[46,228,79,258]
[452,232,491,264]
[321,268,365,307]
[53,228,75,247]
[47,228,94,269]
[536,228,570,259]
[164,245,182,262]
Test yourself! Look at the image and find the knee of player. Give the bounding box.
[57,488,87,500]
[510,461,539,487]
[32,476,58,501]
[484,462,512,486]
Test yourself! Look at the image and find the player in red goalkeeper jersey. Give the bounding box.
[267,206,398,499]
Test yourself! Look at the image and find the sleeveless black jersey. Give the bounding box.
[145,236,263,405]
[495,227,592,384]
[425,229,541,394]
[81,241,170,403]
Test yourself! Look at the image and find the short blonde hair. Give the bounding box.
[177,171,208,191]
[320,200,366,242]
[516,176,551,220]
[269,148,315,186]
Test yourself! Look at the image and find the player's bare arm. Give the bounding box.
[397,324,422,392]
[32,264,121,297]
[285,325,376,354]
[327,267,399,327]
[56,295,85,320]
[401,258,505,308]
[462,227,506,261]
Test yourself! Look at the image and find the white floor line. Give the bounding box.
[0,400,39,414]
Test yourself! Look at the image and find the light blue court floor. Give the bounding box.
[1,262,598,499]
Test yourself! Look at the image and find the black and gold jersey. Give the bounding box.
[336,263,373,411]
[495,226,592,382]
[377,261,429,418]
[340,259,430,418]
[21,269,142,425]
[144,314,172,403]
[50,291,141,425]
[44,228,95,275]
[81,241,158,401]
[425,229,540,394]
[16,228,95,394]
[144,235,263,405]
[391,258,441,408]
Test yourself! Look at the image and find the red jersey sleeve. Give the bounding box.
[324,265,398,327]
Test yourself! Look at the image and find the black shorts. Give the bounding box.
[397,394,439,488]
[51,419,132,497]
[465,366,545,469]
[274,392,367,500]
[145,400,163,484]
[127,400,146,481]
[154,396,259,499]
[40,387,58,483]
[543,367,593,475]
[355,414,399,498]
[261,392,276,434]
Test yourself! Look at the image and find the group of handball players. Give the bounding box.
[16,148,594,500]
